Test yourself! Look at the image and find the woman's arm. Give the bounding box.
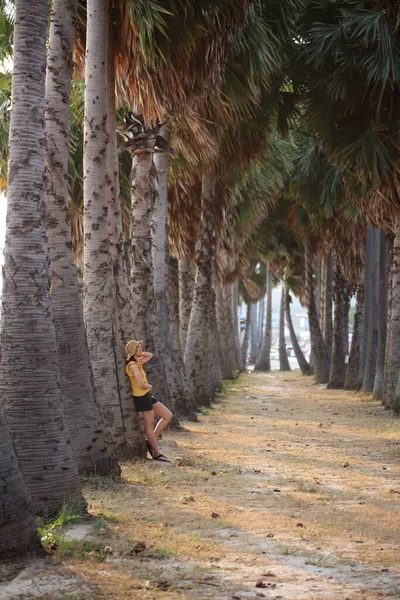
[128,363,152,390]
[136,351,153,365]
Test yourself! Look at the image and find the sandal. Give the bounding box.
[153,454,170,462]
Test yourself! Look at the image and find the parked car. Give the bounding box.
[270,347,279,360]
[286,346,295,357]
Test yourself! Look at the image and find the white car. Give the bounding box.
[270,347,279,360]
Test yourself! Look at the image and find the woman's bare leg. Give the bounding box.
[142,410,161,457]
[153,402,173,438]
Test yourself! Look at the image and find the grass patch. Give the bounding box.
[175,456,196,467]
[37,500,86,546]
[55,538,106,561]
[81,474,120,490]
[144,548,174,560]
[199,406,211,416]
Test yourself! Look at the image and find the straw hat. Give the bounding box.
[125,340,143,360]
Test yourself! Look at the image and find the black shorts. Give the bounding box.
[133,392,158,412]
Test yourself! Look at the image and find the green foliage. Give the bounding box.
[298,0,400,187]
[37,501,86,546]
[199,406,210,416]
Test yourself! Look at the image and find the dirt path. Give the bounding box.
[2,371,400,600]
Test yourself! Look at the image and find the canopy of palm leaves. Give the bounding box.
[297,0,400,226]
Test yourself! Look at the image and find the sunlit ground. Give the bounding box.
[2,371,400,599]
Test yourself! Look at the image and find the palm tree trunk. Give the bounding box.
[216,286,234,379]
[152,137,193,417]
[344,281,365,389]
[315,261,322,327]
[250,302,259,363]
[106,8,132,344]
[130,152,173,410]
[84,0,139,457]
[383,235,394,407]
[254,265,272,371]
[106,38,142,454]
[362,228,379,393]
[166,262,197,415]
[1,0,82,514]
[305,236,330,383]
[384,220,400,408]
[342,285,350,358]
[208,288,223,393]
[178,256,194,355]
[328,259,348,389]
[184,172,216,406]
[241,301,251,368]
[279,284,291,371]
[285,287,311,375]
[0,409,37,554]
[323,250,333,357]
[357,227,373,388]
[44,0,114,474]
[373,231,389,399]
[231,282,244,371]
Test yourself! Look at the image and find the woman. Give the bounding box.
[125,340,172,462]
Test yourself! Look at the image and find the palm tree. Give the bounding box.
[178,256,194,355]
[83,0,142,456]
[1,0,82,514]
[254,265,272,371]
[184,172,217,405]
[285,284,311,376]
[373,231,389,398]
[361,228,379,393]
[0,409,37,554]
[298,1,400,407]
[279,284,291,371]
[327,257,349,389]
[345,280,365,390]
[44,0,114,474]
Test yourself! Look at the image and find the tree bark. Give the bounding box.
[285,287,311,375]
[241,301,251,368]
[305,236,330,383]
[250,302,259,363]
[385,220,400,409]
[152,137,193,417]
[328,259,348,389]
[373,231,389,399]
[254,265,272,371]
[1,0,83,514]
[231,282,245,371]
[216,286,234,379]
[208,288,223,394]
[279,284,291,371]
[166,261,196,415]
[84,0,140,457]
[383,235,394,407]
[323,250,333,358]
[44,0,114,474]
[344,281,365,390]
[106,9,132,344]
[184,173,216,406]
[130,152,173,411]
[357,227,373,388]
[0,408,37,555]
[362,228,379,393]
[178,256,194,356]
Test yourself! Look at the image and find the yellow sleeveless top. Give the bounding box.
[125,362,149,397]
